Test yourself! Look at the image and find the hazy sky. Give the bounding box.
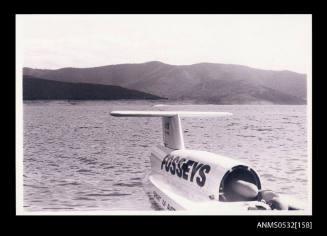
[16,14,311,74]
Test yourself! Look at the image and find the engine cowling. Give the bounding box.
[150,145,261,202]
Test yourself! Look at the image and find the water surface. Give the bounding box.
[23,100,308,211]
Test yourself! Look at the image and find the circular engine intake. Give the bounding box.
[219,165,261,202]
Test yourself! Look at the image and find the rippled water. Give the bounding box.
[23,100,308,211]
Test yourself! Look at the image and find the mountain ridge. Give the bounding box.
[23,61,306,74]
[23,61,307,104]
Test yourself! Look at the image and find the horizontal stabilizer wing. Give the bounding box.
[110,111,233,117]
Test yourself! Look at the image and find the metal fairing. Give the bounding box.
[147,145,262,211]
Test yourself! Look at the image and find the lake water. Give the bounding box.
[22,100,309,211]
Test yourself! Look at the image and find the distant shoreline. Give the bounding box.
[22,99,307,105]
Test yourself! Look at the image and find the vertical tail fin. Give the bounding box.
[162,115,184,149]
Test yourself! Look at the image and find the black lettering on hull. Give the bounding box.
[161,155,211,187]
